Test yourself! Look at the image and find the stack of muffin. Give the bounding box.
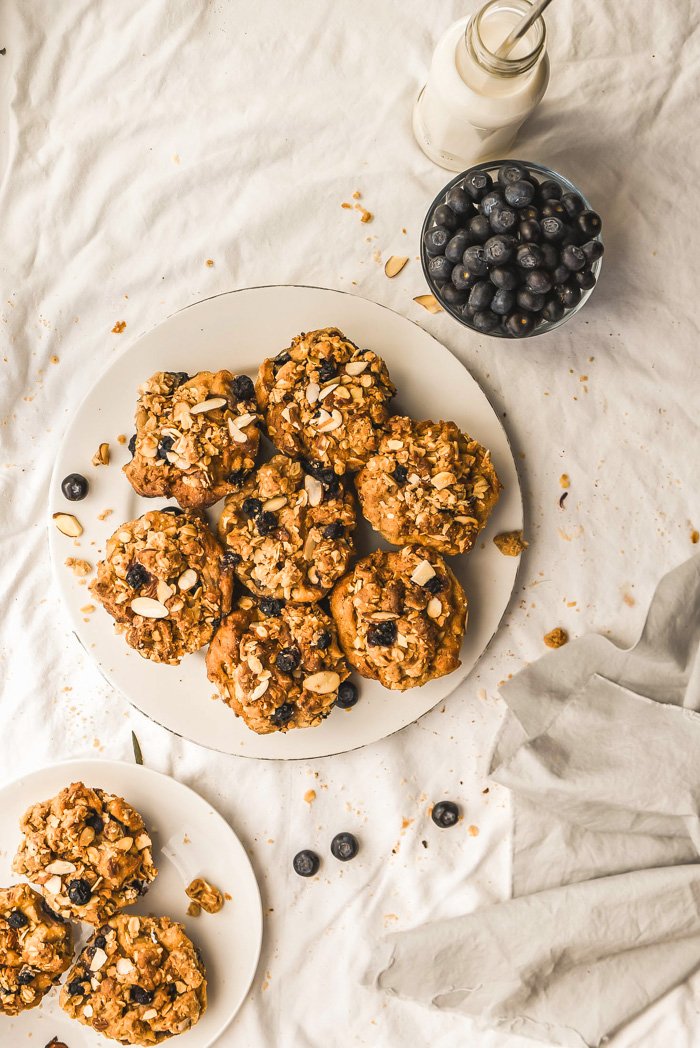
[90,327,501,735]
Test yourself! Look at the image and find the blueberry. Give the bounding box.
[541,216,566,241]
[551,263,571,286]
[67,979,86,996]
[242,497,262,518]
[94,935,106,949]
[260,597,284,617]
[561,244,586,272]
[491,288,514,316]
[231,374,254,401]
[542,295,565,323]
[484,235,514,266]
[537,178,562,201]
[461,244,488,275]
[220,550,241,569]
[85,809,103,834]
[582,239,604,263]
[556,282,582,308]
[424,574,446,594]
[540,242,559,270]
[577,210,602,237]
[489,206,517,234]
[167,371,189,387]
[17,968,35,985]
[516,288,545,312]
[271,703,295,727]
[467,214,491,242]
[463,169,493,201]
[256,511,277,535]
[125,563,150,589]
[480,190,504,217]
[366,620,397,647]
[498,162,528,186]
[167,983,178,1000]
[336,680,358,709]
[67,879,92,906]
[432,203,459,232]
[273,351,291,372]
[293,850,320,877]
[445,230,472,263]
[472,310,500,333]
[575,269,596,290]
[128,434,137,456]
[451,265,479,291]
[318,357,338,383]
[515,243,544,270]
[541,200,567,219]
[560,191,584,217]
[161,506,184,515]
[431,800,460,828]
[445,187,474,216]
[519,205,539,222]
[519,218,541,243]
[490,266,518,291]
[505,311,536,337]
[468,281,494,312]
[156,435,174,461]
[330,832,359,861]
[130,986,154,1006]
[323,521,345,540]
[440,284,468,307]
[428,255,453,283]
[423,226,450,256]
[276,646,301,673]
[525,269,553,295]
[504,179,535,208]
[61,473,89,501]
[313,630,332,650]
[6,910,28,929]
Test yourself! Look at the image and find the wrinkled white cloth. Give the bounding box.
[370,555,700,1047]
[1,1,699,1046]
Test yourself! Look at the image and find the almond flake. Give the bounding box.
[250,679,269,701]
[431,471,456,490]
[116,957,134,976]
[190,397,227,414]
[156,579,173,604]
[135,833,152,850]
[130,597,169,619]
[427,597,442,618]
[235,412,256,428]
[143,1008,158,1021]
[92,442,110,466]
[384,255,409,278]
[114,836,134,851]
[177,568,198,591]
[281,405,293,422]
[318,383,339,400]
[345,360,368,376]
[44,875,62,894]
[90,948,108,972]
[84,1004,94,1017]
[306,382,320,405]
[413,294,443,314]
[128,917,140,937]
[371,611,398,621]
[304,475,323,507]
[304,670,341,695]
[53,512,83,538]
[45,860,76,875]
[263,495,287,512]
[310,408,331,428]
[410,559,436,586]
[317,409,343,433]
[386,439,404,451]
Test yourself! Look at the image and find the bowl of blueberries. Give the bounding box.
[420,160,603,338]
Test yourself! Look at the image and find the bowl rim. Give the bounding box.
[419,159,603,339]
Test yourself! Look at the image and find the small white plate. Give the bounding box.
[0,759,263,1047]
[48,285,523,759]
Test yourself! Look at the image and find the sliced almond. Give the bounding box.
[345,360,368,376]
[431,471,456,491]
[247,654,263,675]
[384,255,409,278]
[306,382,320,405]
[263,495,287,512]
[92,442,110,466]
[177,568,198,592]
[281,405,293,423]
[135,833,151,850]
[386,439,404,451]
[53,512,83,538]
[396,632,409,648]
[45,860,76,876]
[231,426,248,444]
[114,836,134,851]
[128,916,140,937]
[318,383,339,400]
[371,611,398,621]
[304,670,341,695]
[44,875,62,894]
[84,1004,94,1018]
[116,958,134,976]
[303,532,318,560]
[250,679,269,701]
[190,397,227,414]
[143,1008,158,1021]
[310,408,331,428]
[413,294,443,314]
[156,579,173,604]
[334,386,351,400]
[130,597,169,619]
[234,412,256,428]
[305,475,323,507]
[317,409,343,433]
[90,948,108,972]
[427,597,442,619]
[410,559,436,586]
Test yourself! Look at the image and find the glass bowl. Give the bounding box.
[419,160,603,338]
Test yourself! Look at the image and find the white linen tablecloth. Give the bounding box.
[1,1,699,1045]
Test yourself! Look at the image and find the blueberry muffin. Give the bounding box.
[13,782,157,926]
[255,327,396,474]
[124,370,260,509]
[60,914,206,1045]
[90,509,234,665]
[330,545,467,690]
[0,883,73,1015]
[355,417,501,555]
[218,454,356,602]
[206,595,350,733]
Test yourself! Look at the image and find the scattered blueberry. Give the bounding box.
[330,832,359,861]
[366,620,398,647]
[392,464,408,485]
[128,433,137,456]
[323,521,345,540]
[336,680,358,709]
[130,986,154,1006]
[259,597,284,617]
[61,473,89,501]
[67,979,86,996]
[156,435,175,461]
[94,935,107,949]
[424,574,447,594]
[276,646,301,674]
[313,630,332,650]
[293,850,320,877]
[125,563,150,590]
[231,374,254,401]
[17,969,35,985]
[431,801,460,828]
[445,186,474,216]
[242,495,262,517]
[67,879,92,906]
[271,703,295,727]
[6,910,28,929]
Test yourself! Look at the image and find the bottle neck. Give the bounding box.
[462,0,546,80]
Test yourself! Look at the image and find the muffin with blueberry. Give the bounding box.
[13,781,157,925]
[60,914,206,1044]
[218,454,356,602]
[206,595,350,734]
[90,509,234,665]
[330,545,467,690]
[124,369,260,509]
[0,883,73,1016]
[355,417,501,555]
[256,327,396,474]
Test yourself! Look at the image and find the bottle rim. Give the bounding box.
[467,0,546,78]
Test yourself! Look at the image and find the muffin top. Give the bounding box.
[0,883,73,1016]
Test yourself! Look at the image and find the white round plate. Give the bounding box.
[0,759,262,1047]
[49,286,523,759]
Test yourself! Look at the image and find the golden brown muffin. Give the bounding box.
[90,509,234,664]
[13,781,157,925]
[0,883,73,1015]
[60,914,206,1044]
[255,327,396,474]
[206,595,350,733]
[330,545,467,690]
[355,416,501,555]
[124,369,260,508]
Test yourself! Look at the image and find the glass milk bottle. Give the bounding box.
[413,0,550,171]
